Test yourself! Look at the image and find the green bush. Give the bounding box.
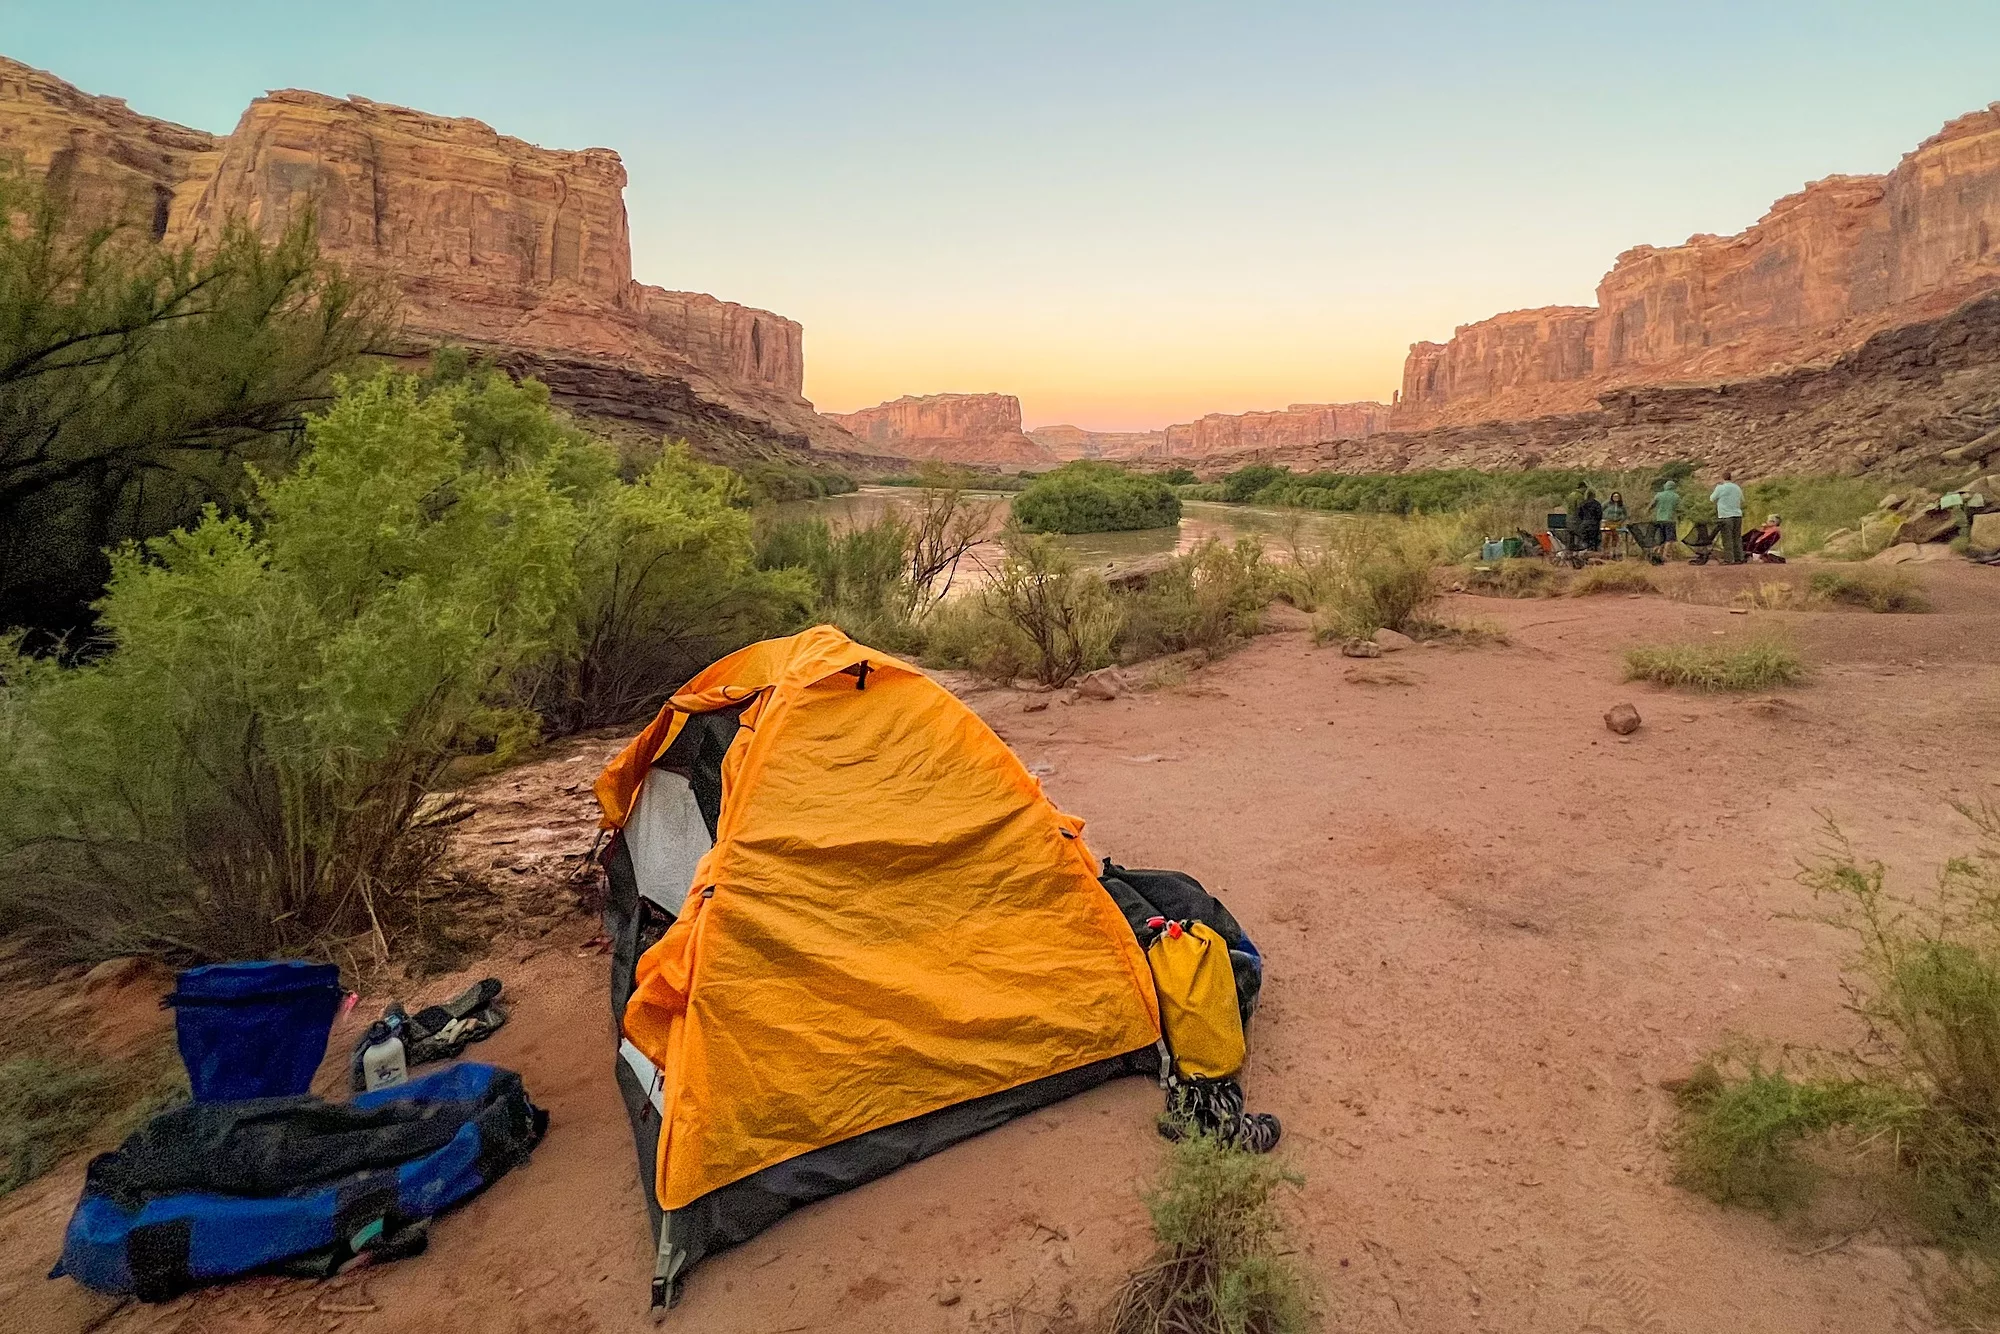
[1285,523,1440,641]
[731,457,856,503]
[1157,466,1198,486]
[1,1043,184,1194]
[1218,464,1291,503]
[1119,538,1271,661]
[1108,1133,1311,1334]
[963,529,1119,686]
[0,164,387,644]
[1624,640,1803,691]
[756,512,920,651]
[1012,462,1181,534]
[1671,807,2000,1309]
[0,371,587,962]
[529,444,814,733]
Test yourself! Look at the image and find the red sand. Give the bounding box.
[5,561,1996,1334]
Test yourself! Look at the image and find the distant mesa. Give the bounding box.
[824,394,1054,468]
[0,55,893,467]
[1029,403,1393,462]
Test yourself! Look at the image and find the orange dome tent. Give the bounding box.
[594,626,1162,1307]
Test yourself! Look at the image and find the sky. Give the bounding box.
[7,2,1999,430]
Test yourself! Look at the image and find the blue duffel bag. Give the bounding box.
[52,1063,547,1300]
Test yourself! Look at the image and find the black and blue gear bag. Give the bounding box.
[52,1062,546,1301]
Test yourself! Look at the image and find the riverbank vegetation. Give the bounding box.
[0,165,389,648]
[1012,461,1182,533]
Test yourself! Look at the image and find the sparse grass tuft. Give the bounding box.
[1108,1133,1312,1334]
[1624,640,1804,691]
[1807,568,1931,613]
[0,1042,185,1193]
[1567,563,1656,596]
[1669,1052,1901,1214]
[1463,559,1563,598]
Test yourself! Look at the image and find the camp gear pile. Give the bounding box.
[348,977,510,1092]
[53,1063,546,1300]
[595,626,1271,1308]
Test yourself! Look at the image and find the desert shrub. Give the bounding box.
[1464,558,1563,598]
[0,371,584,963]
[1158,466,1198,486]
[1807,567,1931,613]
[1672,807,2000,1294]
[1013,461,1181,534]
[1670,1054,1899,1213]
[1296,525,1441,641]
[1176,482,1228,502]
[1568,563,1655,596]
[0,164,388,645]
[757,469,997,652]
[528,444,814,733]
[1119,538,1272,661]
[1623,640,1803,691]
[1108,1133,1311,1334]
[973,529,1120,686]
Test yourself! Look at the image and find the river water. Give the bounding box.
[770,486,1348,586]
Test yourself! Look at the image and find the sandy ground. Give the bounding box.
[4,559,1997,1334]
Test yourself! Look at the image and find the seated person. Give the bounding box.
[1744,514,1784,561]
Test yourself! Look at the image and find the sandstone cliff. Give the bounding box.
[1030,401,1391,463]
[0,56,881,466]
[826,394,1053,467]
[1397,102,2000,429]
[1203,291,2000,484]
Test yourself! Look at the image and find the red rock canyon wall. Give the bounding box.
[825,394,1052,467]
[0,57,870,461]
[1397,103,2000,429]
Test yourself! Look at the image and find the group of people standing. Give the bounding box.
[1564,472,1759,564]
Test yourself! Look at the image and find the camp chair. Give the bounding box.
[1683,520,1723,564]
[1516,528,1552,559]
[1627,520,1672,565]
[1549,521,1592,569]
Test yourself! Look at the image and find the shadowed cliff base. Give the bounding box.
[1194,289,2000,482]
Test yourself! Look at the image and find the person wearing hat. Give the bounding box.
[1745,513,1784,561]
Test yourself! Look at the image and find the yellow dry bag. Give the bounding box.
[1144,919,1245,1080]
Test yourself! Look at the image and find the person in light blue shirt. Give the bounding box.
[1710,471,1746,564]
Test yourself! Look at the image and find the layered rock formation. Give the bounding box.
[0,56,881,465]
[1397,103,2000,429]
[1028,423,1170,460]
[1200,292,2000,483]
[826,394,1051,467]
[1030,401,1392,463]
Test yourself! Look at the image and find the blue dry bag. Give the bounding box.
[166,961,342,1102]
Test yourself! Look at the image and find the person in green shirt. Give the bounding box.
[1710,471,1746,564]
[1650,480,1681,562]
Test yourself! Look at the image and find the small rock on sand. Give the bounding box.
[1604,703,1642,735]
[1341,639,1383,659]
[1075,668,1124,701]
[1022,697,1050,713]
[1372,628,1417,652]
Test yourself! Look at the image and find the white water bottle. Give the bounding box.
[360,1026,408,1091]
